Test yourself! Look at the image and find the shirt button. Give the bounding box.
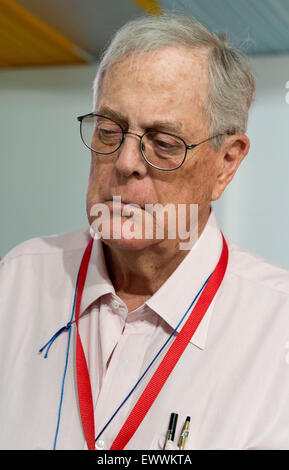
[95,438,105,450]
[112,299,120,310]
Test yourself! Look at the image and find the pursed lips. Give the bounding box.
[106,197,146,210]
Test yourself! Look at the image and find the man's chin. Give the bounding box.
[100,235,160,252]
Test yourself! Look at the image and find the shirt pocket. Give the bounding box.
[157,435,180,450]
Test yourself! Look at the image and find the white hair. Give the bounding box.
[93,13,255,149]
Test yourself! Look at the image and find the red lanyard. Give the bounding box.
[75,234,228,450]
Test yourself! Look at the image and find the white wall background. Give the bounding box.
[0,64,97,258]
[213,54,289,269]
[1,55,289,268]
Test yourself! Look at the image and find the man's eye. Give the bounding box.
[99,127,119,134]
[153,137,180,152]
[98,128,121,137]
[155,139,175,149]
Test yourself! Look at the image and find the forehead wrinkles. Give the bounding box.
[101,47,210,124]
[115,48,207,91]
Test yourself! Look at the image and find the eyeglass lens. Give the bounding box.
[80,114,186,170]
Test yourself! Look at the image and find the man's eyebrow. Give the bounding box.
[97,106,127,123]
[96,106,184,134]
[147,120,183,134]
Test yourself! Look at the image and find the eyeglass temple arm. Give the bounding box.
[77,113,95,122]
[187,131,235,149]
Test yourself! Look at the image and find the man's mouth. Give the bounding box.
[106,197,145,210]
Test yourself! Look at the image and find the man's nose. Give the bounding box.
[114,132,148,177]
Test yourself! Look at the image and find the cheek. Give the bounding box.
[176,149,219,203]
[87,155,114,199]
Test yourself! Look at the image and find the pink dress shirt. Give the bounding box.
[1,211,289,450]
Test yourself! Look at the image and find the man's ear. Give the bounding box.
[211,134,250,201]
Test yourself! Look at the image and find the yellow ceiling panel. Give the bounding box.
[131,0,162,15]
[0,0,89,67]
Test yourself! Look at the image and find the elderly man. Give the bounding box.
[1,14,289,451]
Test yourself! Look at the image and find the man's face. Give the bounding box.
[86,46,221,251]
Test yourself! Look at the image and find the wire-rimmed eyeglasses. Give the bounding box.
[77,113,233,171]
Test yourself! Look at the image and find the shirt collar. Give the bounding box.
[80,209,223,350]
[146,209,223,350]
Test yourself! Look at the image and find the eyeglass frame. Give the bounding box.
[77,112,234,171]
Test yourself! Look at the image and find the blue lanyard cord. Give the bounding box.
[39,272,79,450]
[39,267,211,449]
[53,272,79,450]
[39,323,72,358]
[94,272,212,443]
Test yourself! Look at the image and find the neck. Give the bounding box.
[103,206,211,304]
